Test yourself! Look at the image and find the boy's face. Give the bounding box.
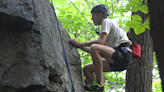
[91,12,103,25]
[91,12,98,25]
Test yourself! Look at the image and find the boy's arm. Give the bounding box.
[80,33,107,46]
[78,46,90,53]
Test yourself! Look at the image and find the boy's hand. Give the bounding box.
[69,39,81,47]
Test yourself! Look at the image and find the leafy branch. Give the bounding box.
[125,0,150,35]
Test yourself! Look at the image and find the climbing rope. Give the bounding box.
[69,0,100,35]
[50,0,76,92]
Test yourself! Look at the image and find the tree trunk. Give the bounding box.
[125,10,153,92]
[148,0,164,91]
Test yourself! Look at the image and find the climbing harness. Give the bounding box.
[50,0,76,92]
[69,0,100,35]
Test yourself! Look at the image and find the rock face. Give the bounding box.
[0,0,85,92]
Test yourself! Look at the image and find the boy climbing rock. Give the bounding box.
[70,4,133,92]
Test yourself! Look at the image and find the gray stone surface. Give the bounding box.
[0,0,85,92]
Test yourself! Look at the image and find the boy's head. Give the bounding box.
[91,4,110,25]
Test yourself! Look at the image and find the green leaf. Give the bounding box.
[131,4,140,12]
[125,3,132,11]
[143,17,150,29]
[125,0,142,12]
[143,23,150,29]
[126,20,142,28]
[140,4,148,14]
[144,17,150,23]
[140,0,144,3]
[125,3,140,12]
[131,14,142,21]
[129,0,142,5]
[134,25,146,35]
[145,0,148,4]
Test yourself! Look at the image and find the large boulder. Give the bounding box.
[0,0,85,92]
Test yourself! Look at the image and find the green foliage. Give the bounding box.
[125,0,148,13]
[125,0,150,35]
[104,71,126,92]
[153,53,162,92]
[126,14,146,35]
[140,4,149,14]
[125,0,142,12]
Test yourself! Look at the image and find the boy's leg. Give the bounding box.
[83,60,111,84]
[90,44,115,85]
[84,43,131,91]
[83,63,96,84]
[83,60,112,92]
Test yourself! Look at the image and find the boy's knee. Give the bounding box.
[83,65,93,73]
[90,44,99,53]
[83,66,88,73]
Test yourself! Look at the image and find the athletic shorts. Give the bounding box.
[109,42,133,72]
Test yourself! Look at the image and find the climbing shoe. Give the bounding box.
[84,81,104,91]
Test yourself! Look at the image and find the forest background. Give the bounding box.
[52,0,161,91]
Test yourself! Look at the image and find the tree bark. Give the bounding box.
[148,0,164,91]
[125,10,153,92]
